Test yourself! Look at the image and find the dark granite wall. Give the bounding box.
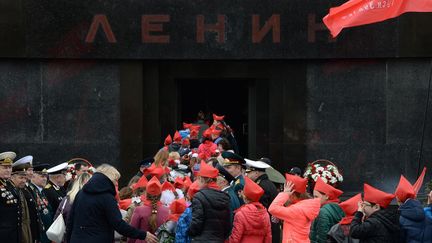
[0,60,120,167]
[1,59,431,193]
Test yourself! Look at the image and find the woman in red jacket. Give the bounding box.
[269,174,321,243]
[226,176,272,243]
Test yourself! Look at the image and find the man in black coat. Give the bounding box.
[0,151,22,243]
[350,184,401,243]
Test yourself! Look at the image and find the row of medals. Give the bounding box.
[1,187,18,204]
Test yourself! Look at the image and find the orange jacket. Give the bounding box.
[269,193,321,243]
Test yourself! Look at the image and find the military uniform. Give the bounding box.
[0,178,22,243]
[221,151,246,205]
[28,182,53,243]
[22,184,42,242]
[43,162,68,213]
[42,180,65,214]
[0,151,22,243]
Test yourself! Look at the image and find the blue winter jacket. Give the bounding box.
[399,199,432,243]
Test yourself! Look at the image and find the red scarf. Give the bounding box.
[206,181,220,190]
[339,216,354,225]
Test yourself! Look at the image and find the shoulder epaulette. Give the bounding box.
[44,184,51,189]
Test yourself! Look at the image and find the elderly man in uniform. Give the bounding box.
[13,155,44,243]
[0,151,23,243]
[29,163,53,243]
[43,162,68,213]
[10,156,33,243]
[221,151,246,205]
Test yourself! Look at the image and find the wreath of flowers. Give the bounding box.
[303,159,343,187]
[65,158,94,181]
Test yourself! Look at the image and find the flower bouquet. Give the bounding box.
[303,159,343,188]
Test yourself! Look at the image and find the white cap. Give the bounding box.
[13,155,33,168]
[245,158,271,170]
[47,162,68,174]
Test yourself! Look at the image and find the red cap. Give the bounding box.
[174,131,182,143]
[183,176,192,189]
[213,114,225,121]
[244,176,264,202]
[203,129,212,139]
[413,167,427,195]
[146,176,162,196]
[148,165,165,179]
[339,193,362,216]
[187,181,200,199]
[364,183,395,208]
[164,135,172,146]
[174,177,184,189]
[395,175,416,202]
[183,123,193,129]
[314,177,343,200]
[132,176,148,191]
[182,138,190,146]
[285,173,308,194]
[169,198,187,221]
[162,181,176,192]
[190,129,199,138]
[198,161,219,178]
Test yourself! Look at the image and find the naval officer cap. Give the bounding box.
[47,162,68,175]
[245,158,271,172]
[12,155,33,174]
[0,151,16,166]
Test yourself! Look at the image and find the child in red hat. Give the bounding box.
[155,198,187,242]
[269,174,321,243]
[226,176,272,243]
[394,168,430,243]
[350,183,400,243]
[327,194,362,243]
[128,177,169,243]
[310,177,345,243]
[189,162,230,242]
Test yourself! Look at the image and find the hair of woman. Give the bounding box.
[147,194,162,232]
[67,172,92,203]
[96,164,121,183]
[154,149,169,167]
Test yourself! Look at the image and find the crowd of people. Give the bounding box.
[1,112,432,243]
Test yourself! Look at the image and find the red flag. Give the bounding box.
[323,0,432,37]
[413,167,427,194]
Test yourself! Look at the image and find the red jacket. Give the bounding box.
[226,202,272,243]
[269,193,321,243]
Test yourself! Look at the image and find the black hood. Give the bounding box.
[373,208,401,232]
[200,188,230,209]
[399,198,425,222]
[82,172,116,195]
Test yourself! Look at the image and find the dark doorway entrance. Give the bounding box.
[178,79,249,157]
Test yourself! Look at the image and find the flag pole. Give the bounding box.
[417,59,432,177]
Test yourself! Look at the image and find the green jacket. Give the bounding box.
[310,203,345,243]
